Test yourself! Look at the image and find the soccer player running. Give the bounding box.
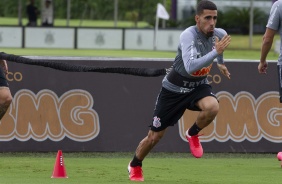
[128,0,231,181]
[258,0,282,100]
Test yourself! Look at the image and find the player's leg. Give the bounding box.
[277,65,282,103]
[0,87,12,119]
[186,85,219,158]
[194,96,219,129]
[128,87,185,181]
[135,129,166,161]
[128,128,166,181]
[0,67,12,120]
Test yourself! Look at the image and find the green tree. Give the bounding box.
[219,7,267,34]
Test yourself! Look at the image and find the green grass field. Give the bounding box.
[0,152,281,184]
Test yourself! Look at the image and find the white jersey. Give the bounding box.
[266,0,282,64]
[163,25,227,93]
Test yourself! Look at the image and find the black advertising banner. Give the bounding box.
[1,58,281,153]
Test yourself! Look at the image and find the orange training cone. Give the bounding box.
[51,150,68,178]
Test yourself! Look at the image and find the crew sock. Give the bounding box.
[130,154,143,167]
[188,122,202,136]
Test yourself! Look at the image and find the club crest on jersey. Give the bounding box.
[212,36,216,43]
[153,116,161,128]
[196,52,202,58]
[197,38,202,45]
[191,63,213,76]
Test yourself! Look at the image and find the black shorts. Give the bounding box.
[150,84,216,132]
[0,67,8,87]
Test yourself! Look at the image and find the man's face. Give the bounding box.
[195,9,217,37]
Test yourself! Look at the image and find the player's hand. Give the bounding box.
[0,59,8,74]
[258,61,268,74]
[217,63,230,79]
[215,35,231,55]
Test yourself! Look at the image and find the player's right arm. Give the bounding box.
[259,28,276,74]
[258,1,279,74]
[181,28,230,75]
[181,28,218,75]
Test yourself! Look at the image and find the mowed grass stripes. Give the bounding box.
[0,152,281,184]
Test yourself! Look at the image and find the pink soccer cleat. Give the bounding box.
[277,152,282,161]
[128,162,144,182]
[186,130,203,158]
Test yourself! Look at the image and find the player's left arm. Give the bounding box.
[217,63,230,79]
[215,29,231,79]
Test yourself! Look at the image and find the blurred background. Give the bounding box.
[0,0,273,34]
[0,0,278,54]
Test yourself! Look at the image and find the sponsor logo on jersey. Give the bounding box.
[191,63,213,77]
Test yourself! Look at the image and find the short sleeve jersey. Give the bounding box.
[267,0,282,63]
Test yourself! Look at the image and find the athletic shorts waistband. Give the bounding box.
[166,69,207,88]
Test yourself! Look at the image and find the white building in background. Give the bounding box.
[176,0,273,21]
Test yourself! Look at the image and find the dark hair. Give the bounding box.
[196,0,217,15]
